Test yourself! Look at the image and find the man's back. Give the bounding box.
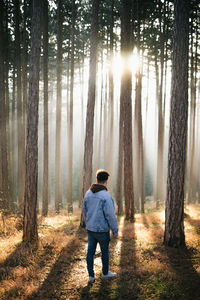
[83,187,118,236]
[82,169,118,283]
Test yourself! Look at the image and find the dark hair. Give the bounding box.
[96,169,110,183]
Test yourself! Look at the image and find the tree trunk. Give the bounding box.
[78,50,85,208]
[5,1,11,209]
[67,0,76,213]
[81,0,99,226]
[108,0,114,181]
[15,0,24,211]
[42,0,49,217]
[121,0,134,220]
[0,0,9,212]
[82,0,99,195]
[20,0,28,211]
[23,0,41,244]
[136,71,145,213]
[11,60,17,208]
[134,7,145,213]
[156,2,165,208]
[164,0,189,247]
[188,19,197,204]
[55,0,63,213]
[116,86,124,216]
[104,74,109,168]
[96,52,104,171]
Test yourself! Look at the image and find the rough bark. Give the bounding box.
[11,59,16,207]
[108,0,114,180]
[15,0,24,210]
[78,50,85,208]
[96,53,104,171]
[55,0,63,213]
[0,0,9,212]
[82,0,99,196]
[81,0,99,226]
[5,1,11,208]
[188,19,197,204]
[21,0,28,211]
[134,6,145,213]
[117,88,124,216]
[164,0,189,247]
[156,0,165,208]
[67,0,76,213]
[135,71,145,213]
[42,0,49,217]
[121,0,134,220]
[23,0,41,244]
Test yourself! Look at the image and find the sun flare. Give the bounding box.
[111,49,141,76]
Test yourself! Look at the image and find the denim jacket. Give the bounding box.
[82,189,118,237]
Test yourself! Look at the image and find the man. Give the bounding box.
[82,169,118,284]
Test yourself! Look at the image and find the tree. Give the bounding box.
[108,0,114,178]
[156,0,166,208]
[23,0,41,244]
[187,1,199,204]
[0,0,9,212]
[15,0,25,210]
[116,88,124,216]
[21,0,28,211]
[133,0,145,213]
[120,0,134,220]
[67,0,76,213]
[42,0,49,217]
[55,0,63,213]
[81,0,100,226]
[164,0,189,247]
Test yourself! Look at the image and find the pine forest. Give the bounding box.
[0,0,200,299]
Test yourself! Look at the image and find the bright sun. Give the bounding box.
[112,49,141,76]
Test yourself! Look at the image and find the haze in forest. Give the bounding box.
[36,49,170,210]
[0,0,199,248]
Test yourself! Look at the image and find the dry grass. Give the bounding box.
[0,205,200,299]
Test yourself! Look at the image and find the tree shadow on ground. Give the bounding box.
[163,245,200,300]
[117,220,140,300]
[0,242,31,281]
[27,227,86,300]
[164,212,200,299]
[141,213,164,228]
[139,213,200,299]
[0,242,54,300]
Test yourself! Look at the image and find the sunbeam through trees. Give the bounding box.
[0,0,200,299]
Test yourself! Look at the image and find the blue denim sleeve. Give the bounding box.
[103,196,118,237]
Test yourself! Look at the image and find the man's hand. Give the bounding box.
[112,232,118,238]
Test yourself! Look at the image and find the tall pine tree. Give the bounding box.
[164,0,189,247]
[23,0,41,244]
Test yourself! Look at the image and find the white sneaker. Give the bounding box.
[88,276,95,283]
[101,271,117,279]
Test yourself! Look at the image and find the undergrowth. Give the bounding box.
[0,205,200,300]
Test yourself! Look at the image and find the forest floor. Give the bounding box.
[0,204,200,300]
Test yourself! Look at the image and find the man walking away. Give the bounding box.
[82,169,118,284]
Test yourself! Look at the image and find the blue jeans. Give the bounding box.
[86,230,110,277]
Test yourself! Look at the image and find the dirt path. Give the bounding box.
[27,217,145,300]
[1,208,200,300]
[28,219,125,300]
[25,214,200,300]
